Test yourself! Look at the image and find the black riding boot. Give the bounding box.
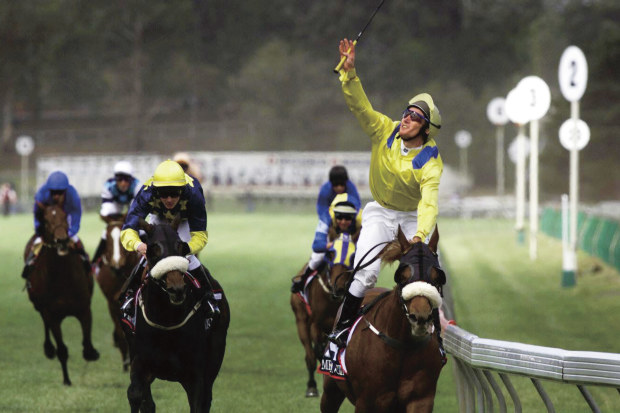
[188,265,220,316]
[21,249,36,279]
[433,308,447,365]
[291,265,315,293]
[328,291,364,347]
[119,258,147,316]
[91,238,106,265]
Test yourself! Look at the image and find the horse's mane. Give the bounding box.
[380,239,407,267]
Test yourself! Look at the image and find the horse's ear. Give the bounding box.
[138,218,153,235]
[428,225,439,254]
[397,225,412,254]
[171,214,182,231]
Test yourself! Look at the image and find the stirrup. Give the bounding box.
[328,327,350,348]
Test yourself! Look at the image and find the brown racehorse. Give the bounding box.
[95,215,140,371]
[123,218,230,413]
[291,233,356,397]
[320,227,446,413]
[24,203,100,385]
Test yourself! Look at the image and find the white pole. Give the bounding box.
[529,119,539,260]
[515,125,526,244]
[460,147,468,178]
[21,155,28,205]
[569,101,580,271]
[497,125,505,196]
[561,193,576,286]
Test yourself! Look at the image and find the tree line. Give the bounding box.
[1,0,618,200]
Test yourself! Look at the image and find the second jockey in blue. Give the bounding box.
[291,165,361,293]
[22,170,91,279]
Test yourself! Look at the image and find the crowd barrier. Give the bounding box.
[445,324,620,412]
[540,207,620,272]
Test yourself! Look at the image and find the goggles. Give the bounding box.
[401,108,430,124]
[50,189,66,196]
[156,187,182,199]
[402,107,441,129]
[335,213,354,221]
[115,174,131,182]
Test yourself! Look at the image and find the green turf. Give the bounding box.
[0,212,618,412]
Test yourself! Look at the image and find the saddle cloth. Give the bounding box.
[318,316,364,380]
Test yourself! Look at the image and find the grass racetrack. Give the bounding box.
[1,209,619,412]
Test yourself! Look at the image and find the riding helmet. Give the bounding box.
[407,93,442,142]
[114,160,134,177]
[152,160,187,187]
[329,165,348,187]
[46,171,70,191]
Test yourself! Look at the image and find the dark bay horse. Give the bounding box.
[95,215,140,370]
[24,203,99,385]
[321,227,446,413]
[123,219,230,413]
[291,233,356,397]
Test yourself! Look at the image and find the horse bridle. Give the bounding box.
[395,244,444,322]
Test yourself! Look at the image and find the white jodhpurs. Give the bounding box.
[348,201,418,298]
[149,215,201,271]
[308,252,325,270]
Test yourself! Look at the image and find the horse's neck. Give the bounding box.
[369,291,410,339]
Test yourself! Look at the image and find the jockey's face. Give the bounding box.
[157,187,182,210]
[335,214,353,231]
[115,174,131,192]
[399,106,429,140]
[332,184,346,194]
[50,189,66,204]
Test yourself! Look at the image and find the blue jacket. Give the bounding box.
[34,184,82,237]
[312,179,361,252]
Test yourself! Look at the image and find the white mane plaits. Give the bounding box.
[401,281,442,309]
[150,256,189,279]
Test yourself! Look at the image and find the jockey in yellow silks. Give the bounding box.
[328,38,446,363]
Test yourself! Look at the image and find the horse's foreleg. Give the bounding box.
[76,307,100,361]
[291,294,318,397]
[109,300,130,370]
[48,318,71,386]
[320,377,346,413]
[42,317,56,359]
[128,369,155,413]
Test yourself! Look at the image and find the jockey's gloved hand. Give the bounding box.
[178,242,191,256]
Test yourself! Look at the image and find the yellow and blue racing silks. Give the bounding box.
[339,68,443,241]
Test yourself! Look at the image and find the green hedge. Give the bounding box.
[541,207,620,272]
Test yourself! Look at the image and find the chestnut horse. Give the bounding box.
[123,219,230,413]
[95,215,140,370]
[320,227,446,412]
[24,204,99,385]
[291,233,356,397]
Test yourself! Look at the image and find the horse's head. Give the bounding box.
[138,215,191,305]
[381,226,446,338]
[42,204,70,255]
[102,215,128,269]
[326,233,356,299]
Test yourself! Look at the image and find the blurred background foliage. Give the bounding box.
[0,0,618,200]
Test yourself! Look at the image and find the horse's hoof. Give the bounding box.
[44,342,56,359]
[305,387,319,398]
[83,348,100,361]
[63,379,72,386]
